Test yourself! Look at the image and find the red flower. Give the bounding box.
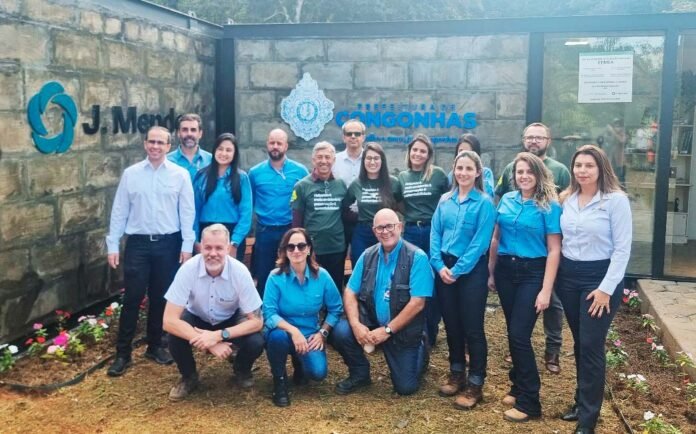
[105,308,113,317]
[622,296,629,304]
[55,309,64,316]
[646,337,654,344]
[25,338,34,345]
[36,336,46,344]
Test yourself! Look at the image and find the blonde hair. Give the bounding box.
[561,144,624,202]
[510,152,557,210]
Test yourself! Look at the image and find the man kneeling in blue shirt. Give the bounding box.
[163,224,264,401]
[331,208,434,396]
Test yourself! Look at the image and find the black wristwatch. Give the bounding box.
[384,325,393,335]
[319,328,329,339]
[221,328,231,341]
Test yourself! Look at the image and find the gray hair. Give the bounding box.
[312,141,336,156]
[201,223,230,242]
[342,119,366,134]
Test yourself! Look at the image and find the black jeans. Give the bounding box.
[556,257,622,428]
[316,251,345,293]
[437,255,488,385]
[495,255,546,417]
[252,224,291,297]
[116,232,181,357]
[169,310,264,379]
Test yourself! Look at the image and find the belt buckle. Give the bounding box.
[149,234,161,242]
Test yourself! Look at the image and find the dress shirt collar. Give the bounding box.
[378,238,403,263]
[288,264,311,285]
[340,148,363,162]
[173,146,205,162]
[196,255,231,280]
[144,157,174,171]
[450,186,482,204]
[567,189,604,211]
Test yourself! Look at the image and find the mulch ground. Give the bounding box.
[0,295,690,433]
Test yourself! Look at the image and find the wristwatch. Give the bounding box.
[384,325,393,335]
[319,328,329,339]
[221,328,231,341]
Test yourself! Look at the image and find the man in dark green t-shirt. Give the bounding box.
[292,141,348,292]
[494,122,569,376]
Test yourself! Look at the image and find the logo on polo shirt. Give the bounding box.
[27,81,78,154]
[281,73,334,141]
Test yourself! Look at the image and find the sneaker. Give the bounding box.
[503,407,538,423]
[502,394,517,406]
[169,375,200,401]
[144,346,174,365]
[454,384,483,410]
[107,355,132,377]
[438,372,467,397]
[233,370,255,389]
[335,376,372,395]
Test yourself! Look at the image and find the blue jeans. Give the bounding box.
[495,256,546,417]
[403,223,440,346]
[265,329,328,380]
[437,255,488,385]
[330,319,427,395]
[252,224,290,296]
[350,223,378,266]
[556,257,622,428]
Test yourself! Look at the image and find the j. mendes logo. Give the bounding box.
[27,81,78,154]
[281,73,334,141]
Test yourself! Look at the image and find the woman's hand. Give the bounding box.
[535,289,552,314]
[487,274,496,292]
[439,267,456,285]
[587,289,611,318]
[291,329,309,355]
[307,332,325,352]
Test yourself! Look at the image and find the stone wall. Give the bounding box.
[0,0,218,341]
[233,35,529,174]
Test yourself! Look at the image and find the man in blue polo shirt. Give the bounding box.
[167,113,212,179]
[249,128,309,295]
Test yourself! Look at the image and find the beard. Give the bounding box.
[268,149,285,161]
[180,136,198,148]
[526,146,547,157]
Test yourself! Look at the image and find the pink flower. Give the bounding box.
[613,339,622,347]
[46,345,59,354]
[53,332,69,347]
[652,342,657,350]
[33,323,43,330]
[623,288,630,295]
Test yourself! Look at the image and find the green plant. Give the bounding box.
[0,344,18,373]
[75,316,108,343]
[622,288,641,310]
[24,323,48,357]
[620,373,650,394]
[641,314,659,333]
[651,343,673,367]
[686,382,696,405]
[641,411,683,433]
[55,310,71,331]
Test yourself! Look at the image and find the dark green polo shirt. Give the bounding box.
[346,176,401,223]
[397,167,449,223]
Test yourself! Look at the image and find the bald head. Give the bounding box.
[372,208,402,252]
[267,128,289,162]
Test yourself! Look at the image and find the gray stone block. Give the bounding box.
[0,249,30,281]
[25,0,74,26]
[177,59,203,85]
[235,64,250,89]
[437,35,528,60]
[497,92,526,118]
[0,69,23,111]
[250,120,295,144]
[79,10,104,34]
[161,30,177,51]
[28,275,78,319]
[467,59,527,89]
[127,83,160,112]
[83,153,122,189]
[382,38,437,60]
[0,201,55,244]
[0,160,22,201]
[0,0,20,14]
[146,52,177,82]
[31,236,81,277]
[236,40,272,61]
[104,17,121,36]
[236,91,276,118]
[105,41,143,75]
[276,40,324,61]
[83,229,107,265]
[0,24,49,64]
[60,193,106,235]
[411,61,468,90]
[54,31,102,70]
[355,63,407,90]
[0,112,34,154]
[250,63,298,89]
[327,39,380,61]
[82,79,126,111]
[28,155,81,196]
[301,63,353,90]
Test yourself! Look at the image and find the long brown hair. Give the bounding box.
[510,152,557,210]
[444,150,484,200]
[359,142,395,209]
[561,144,624,202]
[274,228,320,278]
[405,133,435,182]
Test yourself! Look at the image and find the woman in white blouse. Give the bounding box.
[556,145,632,434]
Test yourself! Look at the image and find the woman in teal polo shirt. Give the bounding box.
[488,152,561,423]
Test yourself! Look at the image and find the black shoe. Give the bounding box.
[335,376,371,395]
[107,355,132,377]
[144,346,174,365]
[561,404,580,422]
[573,425,595,434]
[272,376,290,407]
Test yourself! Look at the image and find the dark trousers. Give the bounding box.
[556,257,622,428]
[403,223,440,346]
[543,291,564,355]
[437,255,488,385]
[169,310,264,379]
[199,221,246,263]
[316,251,345,293]
[265,329,328,381]
[252,224,290,296]
[350,223,378,266]
[330,318,427,396]
[495,255,546,417]
[116,233,181,357]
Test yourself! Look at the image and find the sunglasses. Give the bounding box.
[285,242,309,252]
[344,131,363,137]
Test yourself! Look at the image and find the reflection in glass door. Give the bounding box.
[665,33,696,277]
[542,34,664,275]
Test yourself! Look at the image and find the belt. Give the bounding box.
[499,255,546,264]
[406,220,431,227]
[258,223,291,230]
[128,232,180,242]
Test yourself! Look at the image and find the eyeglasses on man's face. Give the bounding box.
[373,223,397,234]
[523,135,549,142]
[344,131,363,138]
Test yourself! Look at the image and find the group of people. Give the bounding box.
[105,113,631,434]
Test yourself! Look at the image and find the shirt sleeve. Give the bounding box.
[231,173,253,246]
[346,254,365,294]
[451,198,497,277]
[321,269,344,327]
[429,201,446,272]
[483,167,496,197]
[544,201,562,235]
[164,261,194,307]
[410,250,434,297]
[106,170,131,254]
[557,165,571,192]
[598,194,632,295]
[262,272,283,330]
[179,172,196,253]
[235,262,262,314]
[495,164,511,198]
[192,173,205,243]
[393,174,404,203]
[291,182,305,212]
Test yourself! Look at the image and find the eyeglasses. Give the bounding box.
[523,136,549,142]
[147,139,168,146]
[344,131,363,137]
[365,156,381,162]
[373,223,397,234]
[285,242,308,252]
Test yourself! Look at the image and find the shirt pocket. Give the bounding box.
[517,211,545,238]
[459,210,478,236]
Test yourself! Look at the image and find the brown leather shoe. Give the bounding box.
[502,394,516,406]
[169,375,200,401]
[454,384,483,410]
[544,352,561,374]
[503,353,512,364]
[439,372,467,397]
[503,407,539,422]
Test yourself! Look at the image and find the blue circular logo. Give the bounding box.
[27,81,78,154]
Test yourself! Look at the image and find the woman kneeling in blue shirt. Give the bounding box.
[557,145,631,434]
[488,152,561,422]
[430,150,496,410]
[193,133,252,262]
[263,228,343,407]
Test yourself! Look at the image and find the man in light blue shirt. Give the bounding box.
[105,126,195,377]
[167,113,212,179]
[163,224,264,400]
[248,128,309,295]
[331,209,433,396]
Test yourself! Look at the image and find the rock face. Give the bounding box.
[0,0,218,341]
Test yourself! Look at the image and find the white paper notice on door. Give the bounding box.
[577,52,634,103]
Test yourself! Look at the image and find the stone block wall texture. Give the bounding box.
[0,0,217,341]
[234,35,529,175]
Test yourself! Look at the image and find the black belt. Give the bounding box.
[406,220,431,227]
[128,232,180,242]
[499,255,547,264]
[258,223,291,230]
